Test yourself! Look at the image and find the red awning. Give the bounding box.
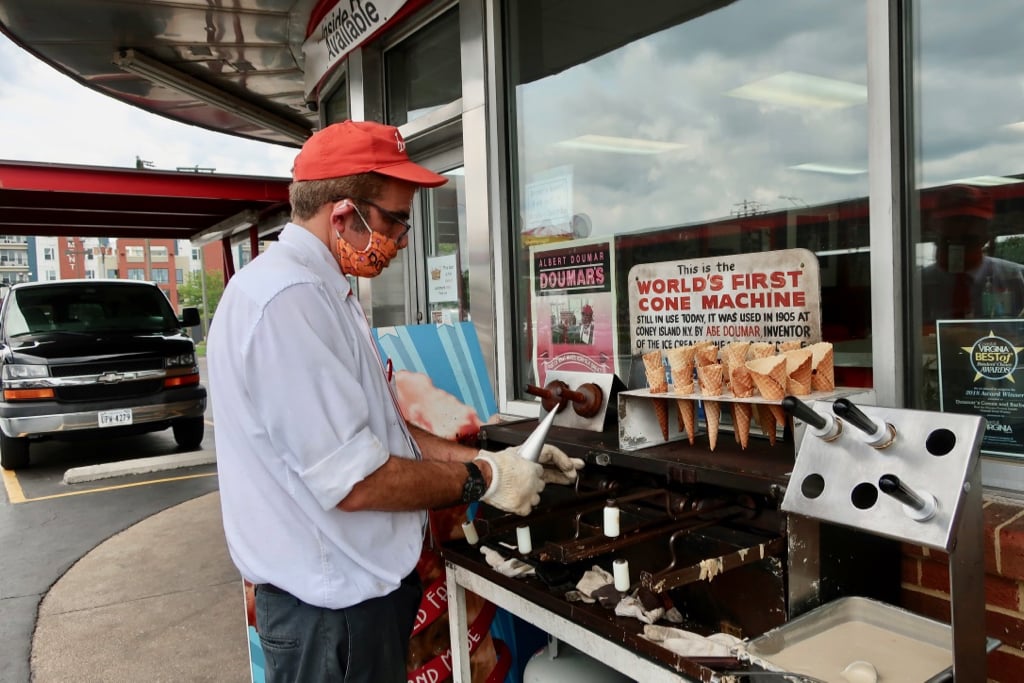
[0,160,290,245]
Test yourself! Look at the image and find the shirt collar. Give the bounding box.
[277,222,353,298]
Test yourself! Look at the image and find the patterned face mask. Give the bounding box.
[332,205,400,278]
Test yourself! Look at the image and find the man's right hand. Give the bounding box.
[474,447,545,516]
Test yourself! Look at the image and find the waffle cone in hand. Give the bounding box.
[676,399,696,445]
[756,403,777,446]
[642,350,667,393]
[667,346,697,395]
[732,402,752,449]
[697,364,724,451]
[652,398,670,440]
[808,342,835,391]
[746,355,788,424]
[785,349,813,396]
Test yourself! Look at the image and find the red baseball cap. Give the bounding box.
[292,120,448,187]
[931,184,994,220]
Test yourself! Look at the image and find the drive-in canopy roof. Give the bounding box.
[0,160,291,245]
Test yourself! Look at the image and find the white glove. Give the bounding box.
[474,447,545,516]
[536,444,585,485]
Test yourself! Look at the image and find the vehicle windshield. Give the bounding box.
[4,284,181,337]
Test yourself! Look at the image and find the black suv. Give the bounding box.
[0,280,207,469]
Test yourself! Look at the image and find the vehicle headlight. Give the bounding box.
[165,353,196,368]
[3,364,50,380]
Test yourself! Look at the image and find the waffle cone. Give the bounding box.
[746,355,788,400]
[704,400,720,451]
[697,363,725,397]
[787,377,812,395]
[695,343,719,368]
[778,340,803,352]
[730,365,755,398]
[785,349,813,395]
[667,346,697,395]
[749,342,775,359]
[720,342,747,388]
[652,397,669,440]
[643,350,667,393]
[671,366,695,395]
[756,403,777,446]
[721,341,751,372]
[808,342,835,392]
[732,402,752,449]
[676,399,696,445]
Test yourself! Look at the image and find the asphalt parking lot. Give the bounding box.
[0,359,240,682]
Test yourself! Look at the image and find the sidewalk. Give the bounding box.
[30,492,251,682]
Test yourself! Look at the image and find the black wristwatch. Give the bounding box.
[461,461,488,503]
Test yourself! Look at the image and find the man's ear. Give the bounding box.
[330,200,354,230]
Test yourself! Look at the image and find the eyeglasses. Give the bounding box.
[351,197,413,242]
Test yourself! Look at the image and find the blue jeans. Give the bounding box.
[255,572,422,683]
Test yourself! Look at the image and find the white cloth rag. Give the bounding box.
[641,624,742,658]
[480,546,535,578]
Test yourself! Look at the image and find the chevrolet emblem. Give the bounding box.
[97,372,124,383]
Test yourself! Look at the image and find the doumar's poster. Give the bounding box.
[531,238,617,387]
[937,319,1024,459]
[626,248,821,353]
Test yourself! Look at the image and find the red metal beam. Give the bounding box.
[0,161,290,201]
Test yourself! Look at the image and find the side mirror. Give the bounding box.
[180,307,201,327]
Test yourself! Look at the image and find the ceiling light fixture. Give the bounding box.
[790,162,866,175]
[556,134,685,155]
[947,175,1022,187]
[727,71,867,109]
[112,49,309,144]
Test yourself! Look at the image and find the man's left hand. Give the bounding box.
[537,445,585,485]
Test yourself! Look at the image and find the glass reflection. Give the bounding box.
[424,168,469,324]
[508,0,869,397]
[910,1,1024,423]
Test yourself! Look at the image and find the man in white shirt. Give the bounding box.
[208,120,582,683]
[921,184,1024,330]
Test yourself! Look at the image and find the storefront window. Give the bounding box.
[323,75,348,124]
[384,7,461,126]
[424,167,469,324]
[909,1,1024,462]
[507,0,869,396]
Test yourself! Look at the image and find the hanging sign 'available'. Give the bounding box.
[627,248,821,352]
[303,0,410,98]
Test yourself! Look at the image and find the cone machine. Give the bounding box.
[442,367,994,682]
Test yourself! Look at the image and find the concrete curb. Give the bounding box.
[63,450,216,484]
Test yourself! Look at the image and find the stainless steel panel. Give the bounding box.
[782,401,984,551]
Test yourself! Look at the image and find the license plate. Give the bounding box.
[98,408,133,428]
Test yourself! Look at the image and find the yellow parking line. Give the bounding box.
[2,468,26,503]
[3,471,217,504]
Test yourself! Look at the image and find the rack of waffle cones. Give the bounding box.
[631,341,836,450]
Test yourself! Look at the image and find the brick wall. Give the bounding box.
[901,495,1024,681]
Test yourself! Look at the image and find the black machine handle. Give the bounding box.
[781,396,827,430]
[879,474,927,511]
[832,398,878,435]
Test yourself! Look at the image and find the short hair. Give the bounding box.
[288,172,387,221]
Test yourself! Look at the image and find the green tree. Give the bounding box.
[178,270,225,328]
[994,236,1024,265]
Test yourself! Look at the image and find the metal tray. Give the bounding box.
[742,596,957,683]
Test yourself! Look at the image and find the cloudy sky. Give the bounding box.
[513,0,1024,238]
[0,33,296,177]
